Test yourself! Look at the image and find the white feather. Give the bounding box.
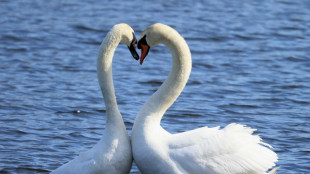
[132,23,278,174]
[51,23,134,174]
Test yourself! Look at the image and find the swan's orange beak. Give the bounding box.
[138,35,150,65]
[128,33,139,60]
[128,40,139,60]
[139,44,150,65]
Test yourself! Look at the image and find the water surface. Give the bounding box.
[1,0,310,173]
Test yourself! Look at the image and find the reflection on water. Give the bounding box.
[1,0,310,173]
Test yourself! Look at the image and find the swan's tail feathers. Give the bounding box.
[267,166,280,174]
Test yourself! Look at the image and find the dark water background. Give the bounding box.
[1,0,310,173]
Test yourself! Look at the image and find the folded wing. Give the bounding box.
[168,123,278,174]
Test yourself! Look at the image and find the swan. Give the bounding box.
[131,23,278,174]
[51,23,139,174]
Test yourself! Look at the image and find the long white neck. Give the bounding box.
[97,30,123,125]
[137,29,192,126]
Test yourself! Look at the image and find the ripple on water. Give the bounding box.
[1,0,310,173]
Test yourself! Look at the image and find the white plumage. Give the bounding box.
[51,23,136,174]
[132,23,278,174]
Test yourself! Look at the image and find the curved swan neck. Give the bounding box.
[138,28,192,125]
[97,29,122,124]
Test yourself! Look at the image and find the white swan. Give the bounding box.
[131,23,278,174]
[51,23,139,174]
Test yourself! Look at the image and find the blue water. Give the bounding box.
[1,0,310,173]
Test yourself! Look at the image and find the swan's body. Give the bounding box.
[132,23,278,174]
[51,23,138,174]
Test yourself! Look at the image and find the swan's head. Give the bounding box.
[114,23,139,60]
[138,23,172,64]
